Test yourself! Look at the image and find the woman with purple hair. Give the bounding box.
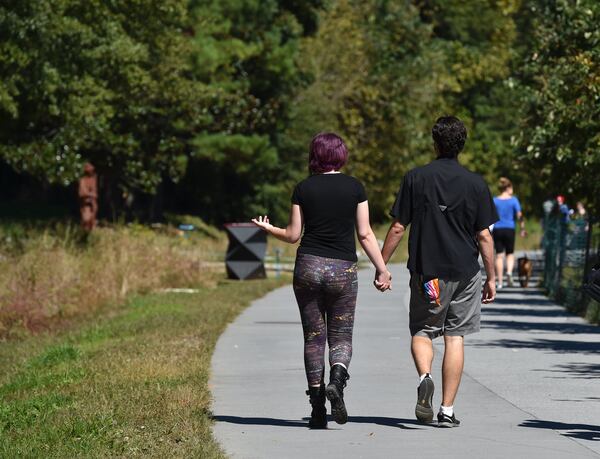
[252,132,391,429]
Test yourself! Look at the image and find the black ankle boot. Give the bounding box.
[305,385,327,429]
[326,364,349,424]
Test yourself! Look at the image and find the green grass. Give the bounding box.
[517,218,543,252]
[0,272,287,458]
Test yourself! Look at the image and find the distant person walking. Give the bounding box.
[379,116,497,427]
[252,133,391,429]
[573,201,589,233]
[556,195,571,223]
[492,177,526,289]
[575,201,588,220]
[575,201,587,220]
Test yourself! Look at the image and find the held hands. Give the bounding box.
[373,270,392,292]
[482,279,496,304]
[251,215,273,233]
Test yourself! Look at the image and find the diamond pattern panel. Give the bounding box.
[224,224,267,280]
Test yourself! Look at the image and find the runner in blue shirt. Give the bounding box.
[493,177,526,288]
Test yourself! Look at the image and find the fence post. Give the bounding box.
[583,217,594,285]
[557,219,568,299]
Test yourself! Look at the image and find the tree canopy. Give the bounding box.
[0,0,598,222]
[0,1,196,196]
[516,0,600,212]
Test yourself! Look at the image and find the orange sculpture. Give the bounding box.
[78,162,98,231]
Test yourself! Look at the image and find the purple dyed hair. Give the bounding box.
[308,132,349,174]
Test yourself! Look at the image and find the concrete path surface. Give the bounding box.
[210,264,600,458]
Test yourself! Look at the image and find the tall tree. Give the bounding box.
[288,0,451,219]
[0,0,198,214]
[180,0,324,224]
[416,0,525,196]
[516,0,600,214]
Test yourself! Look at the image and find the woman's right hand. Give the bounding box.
[374,269,392,292]
[251,215,273,233]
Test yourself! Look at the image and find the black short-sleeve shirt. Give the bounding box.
[292,173,367,262]
[390,158,498,280]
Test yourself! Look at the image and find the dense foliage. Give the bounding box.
[516,0,600,213]
[288,0,524,218]
[0,0,598,222]
[0,1,196,197]
[182,0,324,223]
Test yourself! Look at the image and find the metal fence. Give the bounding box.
[542,214,600,323]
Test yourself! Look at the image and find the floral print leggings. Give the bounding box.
[293,253,358,386]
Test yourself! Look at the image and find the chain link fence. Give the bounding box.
[542,214,600,324]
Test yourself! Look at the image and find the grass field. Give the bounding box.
[0,218,227,338]
[0,271,287,458]
[515,219,544,252]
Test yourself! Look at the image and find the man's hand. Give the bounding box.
[482,279,496,303]
[477,228,496,304]
[373,270,392,292]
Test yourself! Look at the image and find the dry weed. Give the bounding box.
[0,225,225,338]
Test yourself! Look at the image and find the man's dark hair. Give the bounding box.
[432,116,467,158]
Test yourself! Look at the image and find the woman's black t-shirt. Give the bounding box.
[291,173,367,262]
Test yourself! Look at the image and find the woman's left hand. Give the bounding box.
[252,215,273,232]
[374,270,392,292]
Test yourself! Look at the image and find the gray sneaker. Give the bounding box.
[415,375,435,423]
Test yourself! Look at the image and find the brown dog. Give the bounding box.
[518,256,533,288]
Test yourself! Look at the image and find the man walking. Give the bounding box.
[379,116,497,427]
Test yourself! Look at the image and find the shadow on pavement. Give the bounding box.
[213,415,427,430]
[490,296,558,306]
[347,416,426,430]
[533,362,600,379]
[493,289,546,296]
[468,338,600,354]
[213,415,306,427]
[552,397,600,403]
[482,307,572,318]
[520,419,600,441]
[481,319,600,335]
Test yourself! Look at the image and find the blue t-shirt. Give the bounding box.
[559,203,570,223]
[493,196,521,230]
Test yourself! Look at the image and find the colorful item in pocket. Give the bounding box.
[423,278,441,306]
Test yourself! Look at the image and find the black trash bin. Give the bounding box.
[224,223,267,280]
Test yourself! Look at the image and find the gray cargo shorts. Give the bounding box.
[409,270,482,339]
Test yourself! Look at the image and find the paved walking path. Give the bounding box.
[210,264,600,458]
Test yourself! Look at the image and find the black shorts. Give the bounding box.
[493,228,515,254]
